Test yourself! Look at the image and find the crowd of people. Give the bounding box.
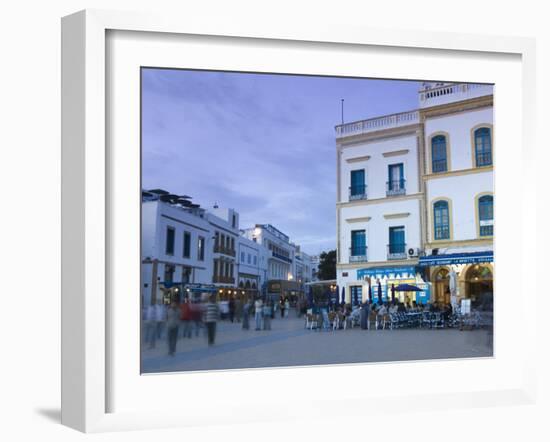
[142,295,296,356]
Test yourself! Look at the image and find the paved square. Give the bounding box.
[141,311,492,373]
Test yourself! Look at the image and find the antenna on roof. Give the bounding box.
[341,99,345,125]
[213,202,219,209]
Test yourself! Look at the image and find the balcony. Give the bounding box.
[335,110,419,139]
[271,251,292,263]
[475,152,492,167]
[387,243,407,260]
[349,184,367,201]
[213,244,236,257]
[349,246,368,263]
[213,275,235,284]
[432,159,447,173]
[419,83,493,109]
[386,179,406,197]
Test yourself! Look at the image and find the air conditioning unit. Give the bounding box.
[408,247,419,258]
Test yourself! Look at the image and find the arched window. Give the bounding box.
[433,200,450,240]
[478,195,494,237]
[431,135,448,173]
[474,127,492,167]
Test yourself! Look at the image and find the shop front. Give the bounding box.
[418,251,493,308]
[356,266,430,305]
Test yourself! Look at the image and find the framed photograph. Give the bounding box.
[62,9,537,433]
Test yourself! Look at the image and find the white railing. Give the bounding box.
[335,110,419,138]
[419,83,492,107]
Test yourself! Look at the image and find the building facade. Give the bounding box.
[336,82,494,308]
[206,207,240,299]
[141,190,214,306]
[237,235,269,299]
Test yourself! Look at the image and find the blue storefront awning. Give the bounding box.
[418,251,493,267]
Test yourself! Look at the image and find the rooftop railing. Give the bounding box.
[335,110,419,138]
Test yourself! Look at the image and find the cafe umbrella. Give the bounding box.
[377,281,382,304]
[341,286,346,305]
[391,284,396,303]
[368,283,373,302]
[394,283,424,292]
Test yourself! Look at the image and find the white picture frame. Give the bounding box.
[61,9,537,433]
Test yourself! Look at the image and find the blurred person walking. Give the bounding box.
[242,299,251,330]
[144,303,157,348]
[284,299,290,318]
[263,301,273,330]
[229,297,236,323]
[179,297,192,338]
[280,297,285,318]
[204,295,220,346]
[154,300,167,340]
[235,297,242,323]
[166,301,180,356]
[254,298,263,330]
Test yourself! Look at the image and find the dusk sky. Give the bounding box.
[142,69,422,255]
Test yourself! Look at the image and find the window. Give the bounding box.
[474,127,492,167]
[247,253,251,264]
[387,163,405,195]
[433,200,451,240]
[350,169,366,199]
[388,226,405,254]
[478,195,494,237]
[350,286,362,305]
[198,236,205,261]
[232,214,236,228]
[241,251,245,262]
[350,230,366,256]
[254,256,257,265]
[431,135,448,172]
[183,231,191,258]
[231,237,235,252]
[165,226,175,255]
[214,260,218,277]
[163,264,175,283]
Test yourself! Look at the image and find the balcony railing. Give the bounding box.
[349,246,368,263]
[272,251,292,263]
[335,110,419,138]
[475,152,492,167]
[419,83,492,108]
[213,244,236,257]
[386,179,406,197]
[349,184,367,201]
[387,243,407,260]
[432,159,448,173]
[213,275,235,284]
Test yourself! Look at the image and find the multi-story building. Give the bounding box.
[207,207,240,298]
[295,247,314,285]
[335,82,494,308]
[243,224,296,281]
[236,235,269,299]
[141,190,213,306]
[242,224,302,301]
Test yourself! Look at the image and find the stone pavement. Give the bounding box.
[141,311,492,374]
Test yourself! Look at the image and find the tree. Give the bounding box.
[317,250,336,281]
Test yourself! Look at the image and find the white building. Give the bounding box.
[141,190,213,306]
[242,224,297,281]
[336,82,494,307]
[236,235,269,297]
[295,247,314,285]
[206,207,240,298]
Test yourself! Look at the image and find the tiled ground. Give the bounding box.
[141,311,492,374]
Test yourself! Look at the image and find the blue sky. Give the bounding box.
[142,69,422,255]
